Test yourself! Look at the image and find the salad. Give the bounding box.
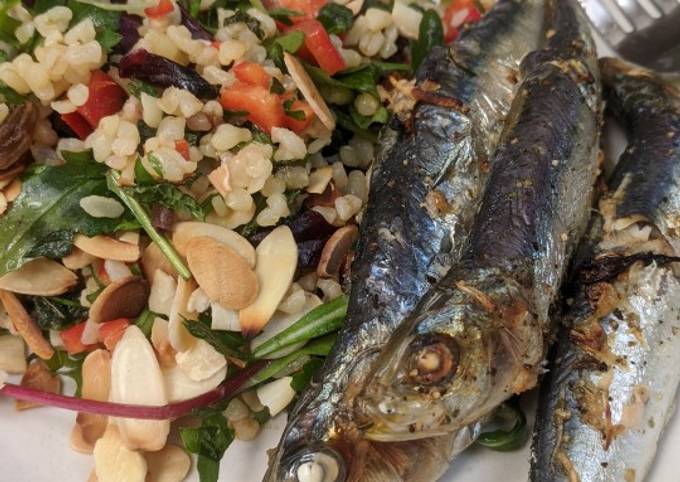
[0,0,488,480]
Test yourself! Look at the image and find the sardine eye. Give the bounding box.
[406,334,459,385]
[283,446,346,482]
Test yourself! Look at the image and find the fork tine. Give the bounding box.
[578,0,629,45]
[613,0,656,29]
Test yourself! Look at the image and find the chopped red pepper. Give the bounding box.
[293,20,345,75]
[60,111,93,140]
[60,322,98,356]
[220,82,285,133]
[77,70,127,129]
[283,98,315,134]
[144,0,174,18]
[175,139,191,160]
[98,318,130,351]
[233,61,272,89]
[443,0,482,43]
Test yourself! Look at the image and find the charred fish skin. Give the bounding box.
[264,2,548,481]
[359,0,602,441]
[530,59,680,482]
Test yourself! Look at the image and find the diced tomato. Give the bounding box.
[77,70,127,129]
[60,322,97,355]
[443,0,482,43]
[233,61,272,89]
[175,139,190,160]
[293,20,345,75]
[60,111,93,140]
[144,0,174,18]
[93,259,111,286]
[220,82,285,133]
[99,318,130,351]
[283,99,315,133]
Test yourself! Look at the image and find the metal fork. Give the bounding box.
[578,0,680,72]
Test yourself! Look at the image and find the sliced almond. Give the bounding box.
[256,376,296,417]
[141,242,178,283]
[93,424,148,482]
[172,222,256,267]
[0,335,26,373]
[74,234,141,262]
[71,350,112,453]
[163,363,227,402]
[16,360,61,410]
[175,338,226,382]
[239,226,297,336]
[168,277,198,352]
[0,258,77,296]
[284,52,335,130]
[63,247,96,270]
[0,290,54,359]
[317,225,359,279]
[151,317,177,369]
[148,269,177,317]
[307,166,334,194]
[186,236,258,310]
[89,276,149,324]
[145,444,192,482]
[111,326,170,451]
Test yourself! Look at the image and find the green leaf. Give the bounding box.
[266,31,305,67]
[126,183,206,221]
[317,3,353,35]
[181,412,234,482]
[31,295,88,331]
[146,153,165,178]
[252,295,347,358]
[223,10,264,40]
[290,357,324,392]
[68,0,122,53]
[252,406,270,425]
[32,0,67,14]
[183,318,248,360]
[306,62,409,97]
[477,398,529,452]
[0,83,27,105]
[267,7,303,26]
[333,109,378,142]
[349,104,388,129]
[135,309,156,338]
[0,156,133,276]
[107,171,192,279]
[43,349,87,396]
[134,157,156,185]
[244,334,337,388]
[0,0,21,46]
[126,79,160,98]
[411,9,444,70]
[283,97,306,121]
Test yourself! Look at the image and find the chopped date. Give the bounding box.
[117,14,142,54]
[249,210,336,245]
[178,3,212,41]
[118,49,219,99]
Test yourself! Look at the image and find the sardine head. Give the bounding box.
[356,277,537,441]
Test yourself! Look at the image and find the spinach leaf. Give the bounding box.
[0,83,27,105]
[223,10,264,40]
[31,295,88,331]
[126,183,206,220]
[43,349,86,396]
[283,97,305,121]
[411,9,443,70]
[180,412,234,482]
[267,7,303,26]
[317,3,353,35]
[333,109,379,142]
[0,155,132,276]
[266,31,305,67]
[306,61,409,96]
[349,104,388,129]
[0,0,21,46]
[183,316,247,359]
[126,79,160,98]
[67,0,122,53]
[290,357,324,392]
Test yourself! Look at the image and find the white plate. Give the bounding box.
[1,32,679,482]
